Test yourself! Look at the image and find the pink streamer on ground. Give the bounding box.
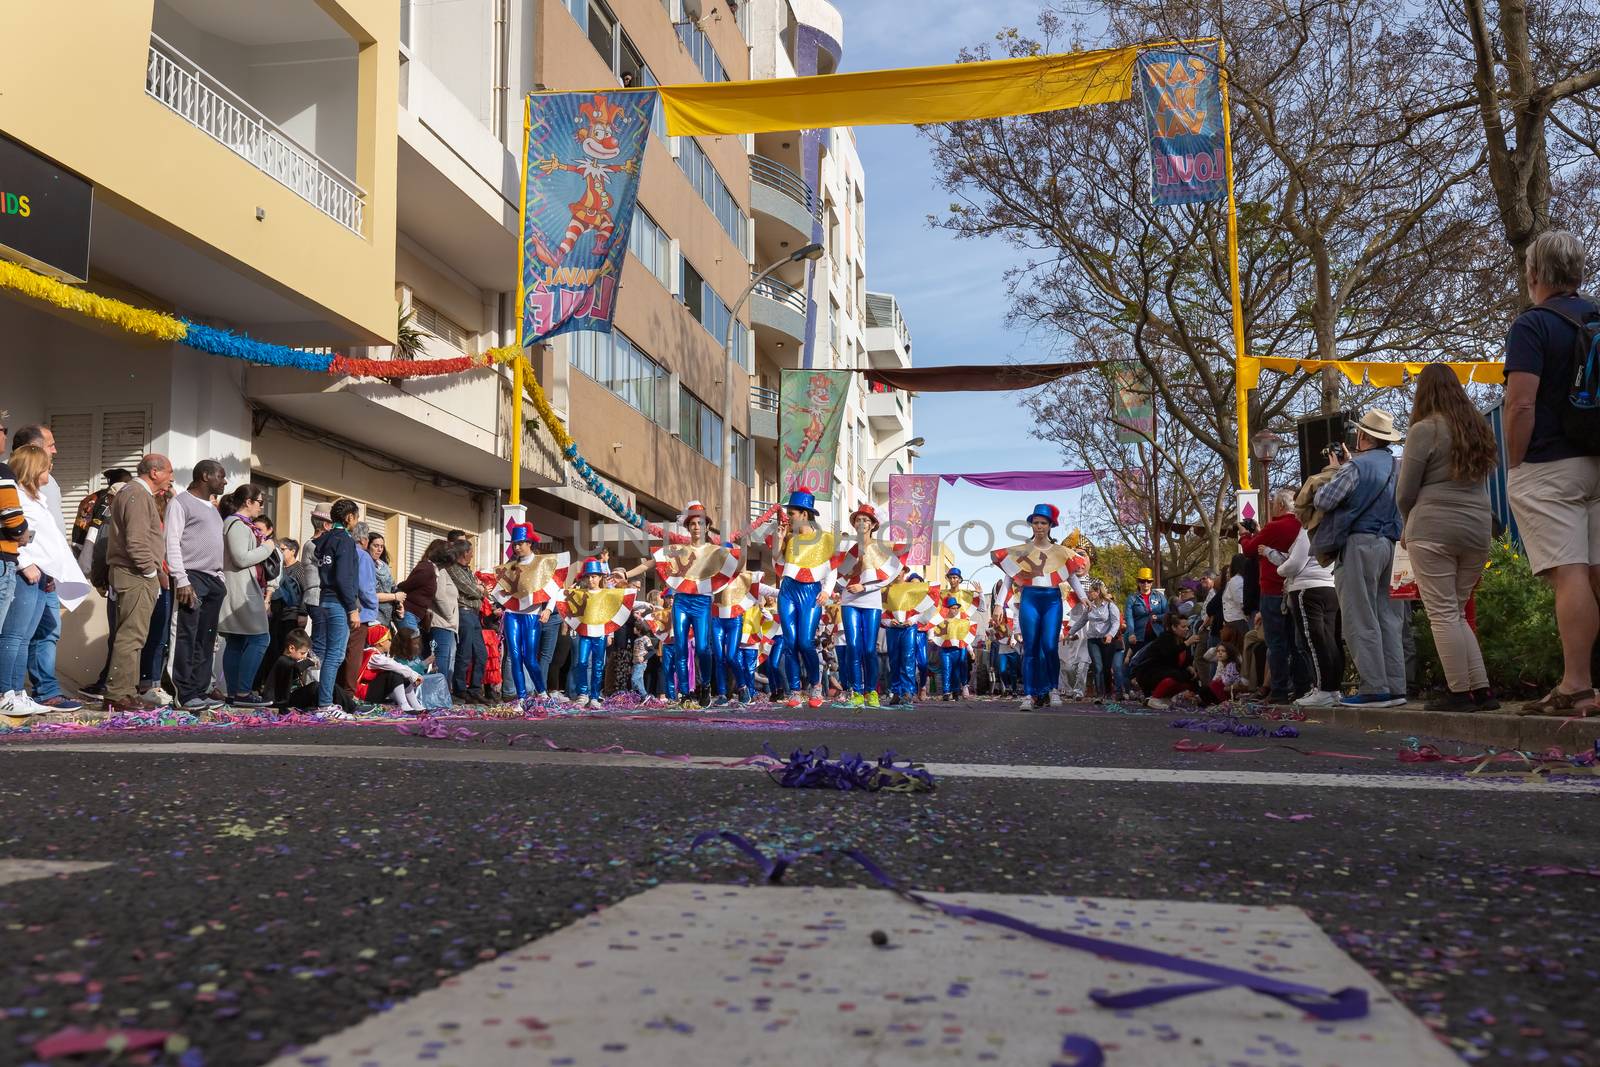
[34,1027,174,1058]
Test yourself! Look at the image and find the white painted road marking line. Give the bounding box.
[0,859,111,887]
[266,884,1459,1067]
[7,741,1597,793]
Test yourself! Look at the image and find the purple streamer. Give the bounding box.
[938,470,1099,491]
[688,832,1369,1022]
[1056,1035,1106,1066]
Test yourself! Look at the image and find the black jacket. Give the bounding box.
[315,526,361,613]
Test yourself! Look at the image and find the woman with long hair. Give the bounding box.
[1397,363,1497,711]
[217,485,278,704]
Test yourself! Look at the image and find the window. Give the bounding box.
[732,429,751,484]
[570,329,667,425]
[675,20,728,83]
[587,0,616,63]
[678,389,723,466]
[829,297,841,353]
[406,520,450,573]
[411,297,470,353]
[627,209,672,291]
[562,0,588,31]
[48,406,151,537]
[676,136,747,248]
[680,253,752,371]
[586,0,651,89]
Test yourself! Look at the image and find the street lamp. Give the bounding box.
[1250,431,1283,527]
[720,242,825,538]
[867,435,925,502]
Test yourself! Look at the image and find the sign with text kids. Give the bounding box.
[1135,46,1226,207]
[521,91,655,344]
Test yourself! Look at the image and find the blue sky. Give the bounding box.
[831,0,1092,579]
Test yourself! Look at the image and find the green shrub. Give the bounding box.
[1410,537,1560,697]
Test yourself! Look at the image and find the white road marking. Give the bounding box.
[266,884,1458,1067]
[7,741,1596,793]
[0,859,110,887]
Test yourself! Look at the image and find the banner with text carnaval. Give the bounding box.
[1112,363,1154,444]
[1135,45,1226,207]
[780,369,851,500]
[888,474,940,568]
[521,91,656,343]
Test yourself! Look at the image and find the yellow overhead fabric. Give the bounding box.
[652,46,1142,137]
[1242,355,1506,388]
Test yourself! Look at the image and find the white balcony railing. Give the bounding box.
[752,272,808,317]
[145,34,366,235]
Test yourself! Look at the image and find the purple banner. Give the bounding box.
[888,475,939,567]
[938,470,1097,491]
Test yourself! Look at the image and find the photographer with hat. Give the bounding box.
[1311,408,1406,707]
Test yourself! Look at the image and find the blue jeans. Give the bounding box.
[27,585,62,698]
[222,632,270,698]
[0,572,47,692]
[1086,639,1121,695]
[0,560,15,643]
[454,608,486,693]
[140,586,174,687]
[1260,594,1310,699]
[313,604,350,707]
[630,660,649,696]
[430,629,457,694]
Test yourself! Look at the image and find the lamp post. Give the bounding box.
[720,242,824,539]
[1250,430,1283,529]
[867,436,924,507]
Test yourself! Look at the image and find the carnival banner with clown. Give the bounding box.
[779,369,851,500]
[521,91,656,343]
[888,474,940,568]
[1134,45,1226,207]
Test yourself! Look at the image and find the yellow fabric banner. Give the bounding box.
[1240,355,1506,389]
[652,47,1141,137]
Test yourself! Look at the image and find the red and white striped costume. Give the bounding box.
[652,541,742,596]
[559,587,636,637]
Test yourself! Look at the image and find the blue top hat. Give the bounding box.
[946,566,962,579]
[945,597,960,608]
[582,558,608,577]
[507,522,540,545]
[1026,503,1060,528]
[783,490,818,517]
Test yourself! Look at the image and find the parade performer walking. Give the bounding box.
[560,558,635,708]
[932,596,976,702]
[637,501,740,708]
[493,522,569,702]
[712,570,772,705]
[769,490,838,708]
[835,503,903,708]
[992,504,1087,709]
[882,570,937,708]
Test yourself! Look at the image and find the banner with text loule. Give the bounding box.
[1135,46,1226,207]
[521,91,656,344]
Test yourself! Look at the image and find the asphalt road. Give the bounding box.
[0,699,1595,1066]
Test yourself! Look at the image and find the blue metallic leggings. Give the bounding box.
[841,606,882,693]
[915,634,929,689]
[1018,586,1063,697]
[672,592,714,696]
[502,612,544,698]
[572,634,607,698]
[660,643,679,699]
[777,578,822,689]
[766,635,800,694]
[712,616,745,695]
[884,625,916,698]
[940,646,967,694]
[739,647,759,693]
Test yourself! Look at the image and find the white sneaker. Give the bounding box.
[572,696,591,708]
[1017,695,1033,710]
[1,691,51,716]
[1147,697,1170,710]
[142,686,175,708]
[549,691,571,703]
[316,705,353,720]
[1049,691,1062,707]
[1294,690,1339,708]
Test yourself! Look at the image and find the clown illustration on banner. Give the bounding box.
[521,91,656,344]
[887,474,939,567]
[779,369,851,500]
[1134,45,1225,207]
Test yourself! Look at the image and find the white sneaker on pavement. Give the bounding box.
[1,691,52,716]
[1146,697,1170,710]
[142,686,175,707]
[1294,690,1339,708]
[1017,695,1033,710]
[316,705,353,720]
[1049,691,1062,707]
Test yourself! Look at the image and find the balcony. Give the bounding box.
[145,33,365,235]
[750,154,818,247]
[750,383,780,441]
[865,291,912,369]
[865,387,911,435]
[750,271,808,355]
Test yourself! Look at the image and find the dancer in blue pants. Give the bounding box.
[770,491,837,708]
[561,559,634,708]
[632,500,741,709]
[712,571,769,705]
[993,504,1088,709]
[836,503,902,708]
[494,522,568,702]
[932,597,975,702]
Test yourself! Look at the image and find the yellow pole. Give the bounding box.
[510,96,530,506]
[1218,39,1250,490]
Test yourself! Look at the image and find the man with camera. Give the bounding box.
[1311,411,1406,707]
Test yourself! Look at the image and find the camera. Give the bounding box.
[1321,442,1349,463]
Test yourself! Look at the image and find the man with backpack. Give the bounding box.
[1503,230,1600,717]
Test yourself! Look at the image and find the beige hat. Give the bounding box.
[1354,408,1403,443]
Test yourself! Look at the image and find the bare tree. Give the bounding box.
[926,1,1508,488]
[1457,0,1600,293]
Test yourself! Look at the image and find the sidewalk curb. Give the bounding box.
[1316,703,1600,751]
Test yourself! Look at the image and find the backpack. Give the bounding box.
[1535,300,1600,454]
